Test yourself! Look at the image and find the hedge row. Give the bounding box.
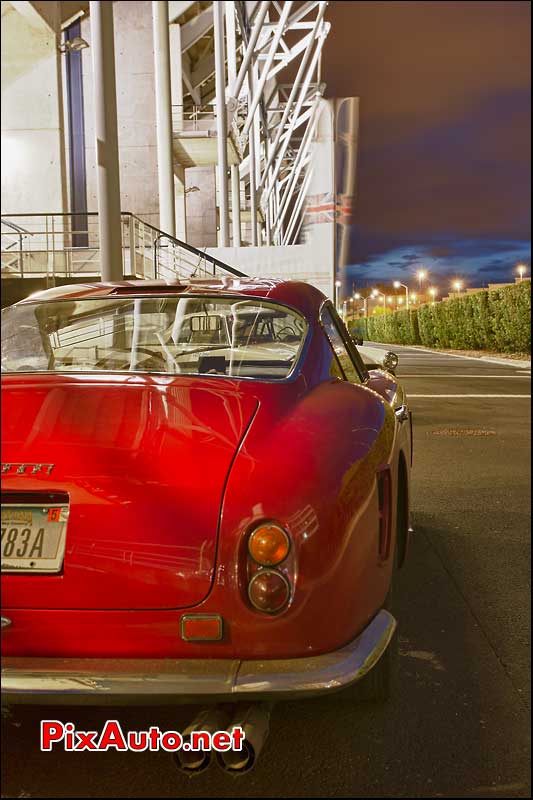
[350,279,531,353]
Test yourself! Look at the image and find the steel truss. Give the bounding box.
[171,0,330,247]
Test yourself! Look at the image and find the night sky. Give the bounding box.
[323,0,531,290]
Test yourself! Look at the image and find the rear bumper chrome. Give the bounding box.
[1,610,396,705]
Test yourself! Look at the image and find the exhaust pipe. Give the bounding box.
[216,703,271,775]
[173,706,232,775]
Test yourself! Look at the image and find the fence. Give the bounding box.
[1,212,244,283]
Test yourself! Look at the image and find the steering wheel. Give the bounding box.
[276,326,297,342]
[133,347,167,364]
[94,348,167,370]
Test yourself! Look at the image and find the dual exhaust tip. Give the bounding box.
[174,703,271,776]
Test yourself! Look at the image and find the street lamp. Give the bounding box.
[517,264,527,282]
[410,293,417,304]
[452,280,463,293]
[353,292,369,317]
[393,281,410,308]
[417,269,427,291]
[371,289,386,312]
[429,287,438,299]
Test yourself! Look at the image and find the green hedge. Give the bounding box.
[349,279,531,353]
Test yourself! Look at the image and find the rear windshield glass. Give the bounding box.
[1,296,308,381]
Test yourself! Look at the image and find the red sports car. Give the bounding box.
[1,279,411,766]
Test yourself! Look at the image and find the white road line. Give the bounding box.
[401,374,531,378]
[403,346,531,370]
[365,343,531,370]
[408,394,531,398]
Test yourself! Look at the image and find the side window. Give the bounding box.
[320,306,363,384]
[329,305,369,380]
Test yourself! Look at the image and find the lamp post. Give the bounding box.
[393,281,410,308]
[417,269,427,291]
[353,292,369,317]
[452,280,463,293]
[371,289,386,313]
[429,287,438,305]
[334,279,342,311]
[517,264,527,282]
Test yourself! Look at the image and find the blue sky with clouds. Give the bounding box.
[325,1,531,293]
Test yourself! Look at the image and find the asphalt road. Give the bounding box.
[2,346,531,798]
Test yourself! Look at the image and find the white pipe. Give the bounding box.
[90,0,123,281]
[153,1,176,237]
[230,1,270,101]
[214,0,230,246]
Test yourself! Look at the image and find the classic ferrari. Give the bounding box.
[1,278,411,769]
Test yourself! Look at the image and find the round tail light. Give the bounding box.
[248,523,290,566]
[248,569,290,613]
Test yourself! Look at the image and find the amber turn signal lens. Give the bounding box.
[248,569,291,613]
[248,524,290,566]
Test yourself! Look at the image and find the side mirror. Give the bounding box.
[354,337,363,346]
[383,351,399,372]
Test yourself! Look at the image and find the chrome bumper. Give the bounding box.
[1,610,396,705]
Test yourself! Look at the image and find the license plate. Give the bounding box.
[1,504,69,574]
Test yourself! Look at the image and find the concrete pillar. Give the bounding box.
[89,0,123,281]
[213,1,229,246]
[153,1,176,237]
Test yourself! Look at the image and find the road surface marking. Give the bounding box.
[408,394,531,398]
[365,343,531,369]
[401,374,531,378]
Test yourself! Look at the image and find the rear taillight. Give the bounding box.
[246,522,293,614]
[248,523,290,566]
[248,569,291,613]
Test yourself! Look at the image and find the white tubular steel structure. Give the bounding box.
[170,0,330,247]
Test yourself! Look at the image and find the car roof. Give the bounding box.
[17,278,327,320]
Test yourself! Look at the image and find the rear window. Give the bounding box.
[1,296,308,381]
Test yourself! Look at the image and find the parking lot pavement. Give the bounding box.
[1,346,530,798]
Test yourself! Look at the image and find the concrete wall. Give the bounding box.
[1,0,68,215]
[81,0,160,228]
[185,166,217,247]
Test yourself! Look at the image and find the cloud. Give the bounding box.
[324,1,531,282]
[343,238,531,287]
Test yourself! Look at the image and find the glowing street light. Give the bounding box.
[517,264,527,281]
[410,293,417,304]
[353,292,369,317]
[393,280,410,308]
[452,280,463,293]
[371,289,386,308]
[429,287,438,298]
[417,269,427,290]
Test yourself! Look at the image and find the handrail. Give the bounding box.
[1,212,247,281]
[1,217,33,236]
[2,211,246,278]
